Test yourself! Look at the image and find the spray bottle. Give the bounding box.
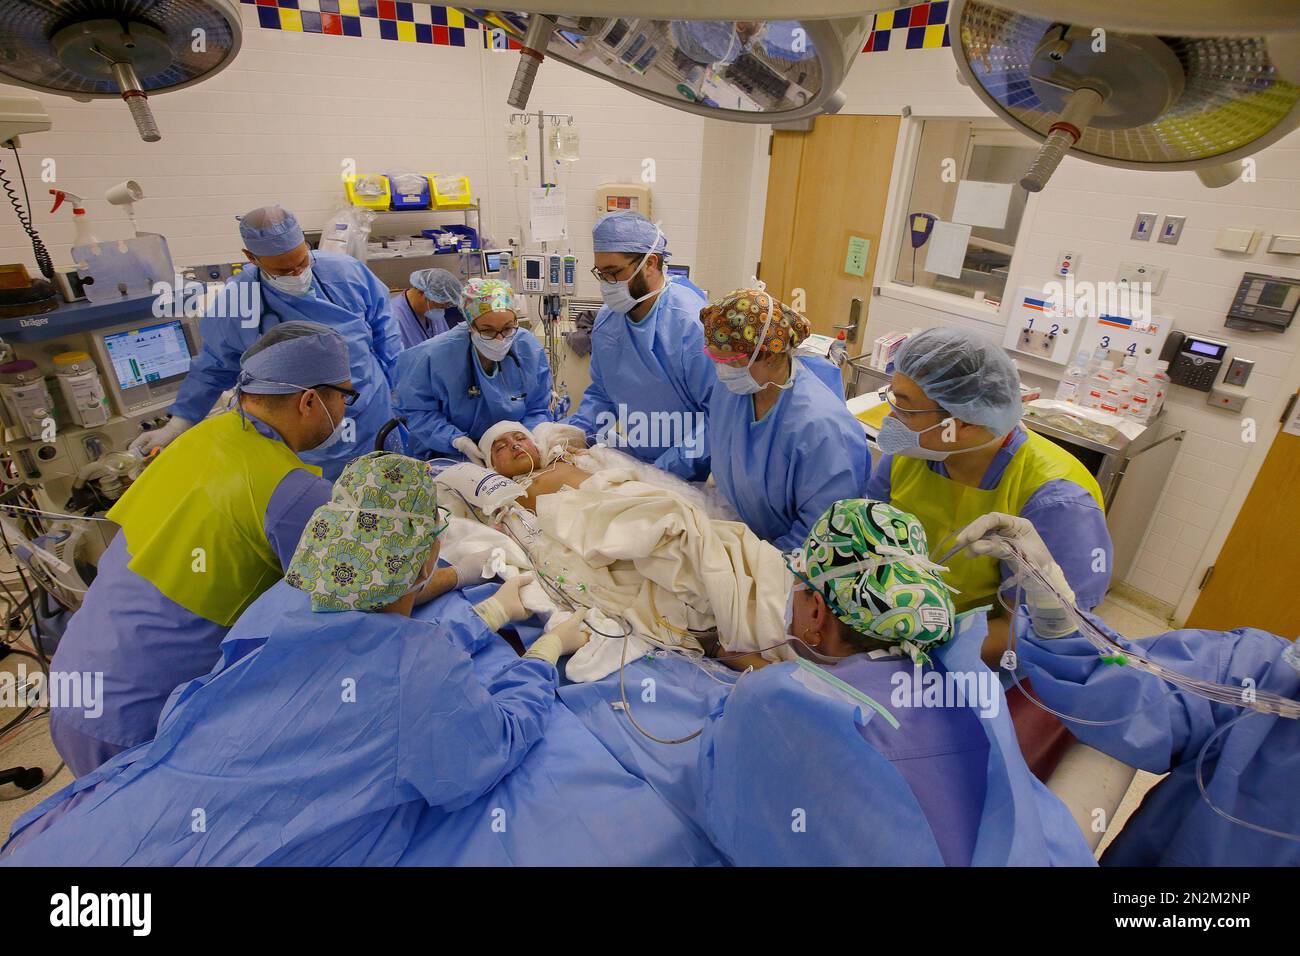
[49,189,101,247]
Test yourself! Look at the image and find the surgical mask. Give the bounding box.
[472,330,515,363]
[599,226,662,314]
[311,396,349,453]
[876,414,1002,461]
[262,263,314,297]
[423,307,445,326]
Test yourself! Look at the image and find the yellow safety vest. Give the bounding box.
[108,410,321,625]
[889,429,1104,613]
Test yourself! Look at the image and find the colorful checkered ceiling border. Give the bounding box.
[240,1,514,47]
[243,2,948,53]
[863,2,951,52]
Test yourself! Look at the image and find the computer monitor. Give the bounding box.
[93,318,198,416]
[481,249,512,277]
[666,263,690,280]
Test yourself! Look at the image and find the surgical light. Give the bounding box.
[951,0,1300,190]
[0,0,243,143]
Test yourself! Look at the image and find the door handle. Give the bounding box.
[835,298,863,344]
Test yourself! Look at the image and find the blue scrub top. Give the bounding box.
[46,415,330,767]
[710,367,871,552]
[389,288,451,350]
[393,323,553,459]
[3,582,557,865]
[1018,617,1300,866]
[170,251,402,480]
[568,281,715,481]
[867,426,1113,609]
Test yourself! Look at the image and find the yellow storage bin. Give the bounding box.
[345,174,392,210]
[426,173,474,210]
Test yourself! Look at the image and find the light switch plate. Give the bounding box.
[1267,234,1300,255]
[1215,227,1260,254]
[1131,212,1157,241]
[1158,215,1186,245]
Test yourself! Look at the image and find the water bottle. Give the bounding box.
[1054,348,1091,404]
[1082,361,1115,410]
[829,331,848,368]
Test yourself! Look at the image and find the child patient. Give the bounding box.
[479,420,591,511]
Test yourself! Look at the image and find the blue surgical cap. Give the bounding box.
[592,212,670,260]
[894,326,1023,435]
[409,268,462,305]
[239,205,305,257]
[670,21,742,65]
[237,321,350,395]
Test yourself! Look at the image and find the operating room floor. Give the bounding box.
[0,593,1173,856]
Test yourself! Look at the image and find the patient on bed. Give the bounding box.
[438,420,792,683]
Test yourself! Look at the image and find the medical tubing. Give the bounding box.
[1195,712,1300,843]
[2,146,54,279]
[996,537,1300,719]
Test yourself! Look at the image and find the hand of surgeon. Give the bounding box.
[449,548,495,588]
[524,611,592,666]
[452,435,485,465]
[473,572,535,632]
[953,512,1079,639]
[128,415,193,459]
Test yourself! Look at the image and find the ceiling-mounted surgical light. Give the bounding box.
[0,0,243,143]
[459,8,876,123]
[951,0,1300,190]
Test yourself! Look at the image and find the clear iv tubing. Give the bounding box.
[993,536,1300,719]
[1195,712,1300,843]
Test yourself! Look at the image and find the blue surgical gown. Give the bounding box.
[2,581,557,865]
[389,289,450,349]
[710,367,871,552]
[568,281,714,481]
[799,354,844,397]
[1017,617,1300,866]
[394,323,553,460]
[47,417,329,777]
[171,251,402,480]
[561,614,1094,865]
[867,426,1112,609]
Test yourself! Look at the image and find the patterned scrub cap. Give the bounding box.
[286,452,447,612]
[792,499,956,664]
[700,284,812,360]
[460,277,517,320]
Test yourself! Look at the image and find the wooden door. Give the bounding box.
[1186,389,1300,637]
[759,115,900,346]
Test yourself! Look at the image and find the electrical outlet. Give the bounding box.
[1117,261,1167,295]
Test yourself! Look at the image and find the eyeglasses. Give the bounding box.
[878,387,944,419]
[312,383,360,406]
[703,343,754,367]
[589,257,641,284]
[471,322,519,340]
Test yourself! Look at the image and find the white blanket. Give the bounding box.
[436,449,793,681]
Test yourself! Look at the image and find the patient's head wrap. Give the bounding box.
[286,452,447,612]
[791,499,955,664]
[479,420,533,465]
[701,286,811,360]
[460,277,517,319]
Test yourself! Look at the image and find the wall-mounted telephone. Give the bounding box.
[1160,331,1228,392]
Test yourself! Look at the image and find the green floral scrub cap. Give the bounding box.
[287,452,448,612]
[790,499,956,664]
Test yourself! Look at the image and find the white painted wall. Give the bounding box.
[0,6,762,301]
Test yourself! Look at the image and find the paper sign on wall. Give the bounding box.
[844,235,870,276]
[923,221,971,279]
[529,186,568,242]
[952,180,1013,230]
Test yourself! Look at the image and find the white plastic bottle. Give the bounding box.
[1151,360,1171,416]
[1082,361,1116,410]
[1054,348,1091,404]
